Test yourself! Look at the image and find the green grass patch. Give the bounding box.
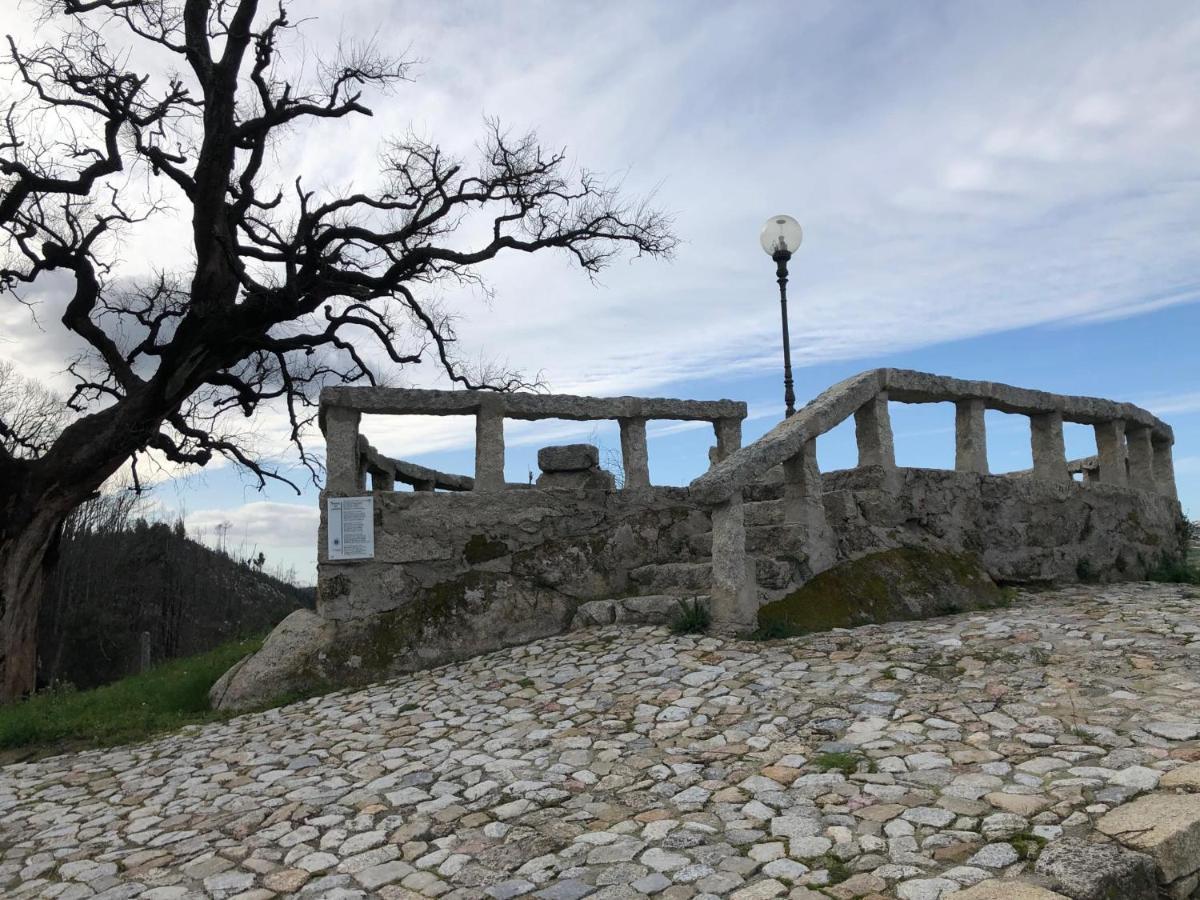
[817,853,851,885]
[1010,831,1048,860]
[811,751,866,776]
[0,636,261,756]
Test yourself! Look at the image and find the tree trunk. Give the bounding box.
[0,505,65,701]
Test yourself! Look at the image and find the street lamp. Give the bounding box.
[760,214,804,417]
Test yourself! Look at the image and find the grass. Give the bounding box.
[0,636,261,756]
[811,751,867,776]
[670,598,711,634]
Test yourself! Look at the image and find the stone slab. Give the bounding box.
[944,881,1071,899]
[1034,836,1156,900]
[1161,762,1200,791]
[1096,793,1200,883]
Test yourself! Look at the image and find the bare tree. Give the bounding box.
[0,0,675,701]
[0,360,65,458]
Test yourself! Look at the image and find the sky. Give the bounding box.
[2,1,1198,583]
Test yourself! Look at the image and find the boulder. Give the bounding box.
[1034,837,1156,900]
[756,547,1003,637]
[209,609,335,711]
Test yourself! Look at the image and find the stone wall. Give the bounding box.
[210,371,1186,710]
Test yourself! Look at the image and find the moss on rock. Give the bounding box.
[756,546,1002,638]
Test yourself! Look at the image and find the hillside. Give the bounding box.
[38,499,313,691]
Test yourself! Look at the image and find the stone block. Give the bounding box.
[571,600,617,628]
[1096,793,1200,883]
[1033,836,1156,900]
[1161,762,1200,791]
[538,443,600,472]
[944,882,1070,899]
[536,469,615,491]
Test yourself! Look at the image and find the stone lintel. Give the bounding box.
[1094,419,1128,487]
[321,385,746,423]
[955,398,989,474]
[1031,411,1070,484]
[474,397,506,491]
[619,418,650,489]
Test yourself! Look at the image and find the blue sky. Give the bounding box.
[3,1,1197,581]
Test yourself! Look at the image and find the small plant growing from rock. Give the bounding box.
[812,751,866,776]
[670,599,711,634]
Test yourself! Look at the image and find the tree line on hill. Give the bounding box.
[39,491,312,691]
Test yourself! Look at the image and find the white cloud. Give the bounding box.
[185,502,319,551]
[3,0,1199,475]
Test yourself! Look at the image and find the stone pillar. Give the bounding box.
[1083,466,1101,484]
[783,438,837,574]
[1030,411,1070,483]
[713,418,742,464]
[324,406,363,495]
[854,392,897,487]
[1093,419,1127,487]
[954,399,988,474]
[413,479,436,493]
[710,494,756,631]
[619,417,650,489]
[474,397,506,491]
[372,467,395,491]
[1153,439,1178,501]
[1125,426,1155,492]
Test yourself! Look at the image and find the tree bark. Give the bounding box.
[0,501,66,701]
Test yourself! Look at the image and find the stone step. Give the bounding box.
[689,524,810,557]
[629,561,712,593]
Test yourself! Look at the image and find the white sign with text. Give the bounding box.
[327,496,374,560]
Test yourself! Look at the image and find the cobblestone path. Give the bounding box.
[2,583,1199,900]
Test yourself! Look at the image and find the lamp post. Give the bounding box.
[760,214,804,417]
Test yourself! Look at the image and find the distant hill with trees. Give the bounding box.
[39,493,312,691]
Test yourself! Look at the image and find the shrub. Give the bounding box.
[670,598,711,634]
[1146,555,1200,585]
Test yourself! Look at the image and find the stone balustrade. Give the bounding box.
[690,368,1180,628]
[319,386,748,495]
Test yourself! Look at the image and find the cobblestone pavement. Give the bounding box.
[3,583,1200,900]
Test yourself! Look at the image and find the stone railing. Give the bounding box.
[689,368,1179,627]
[319,386,748,494]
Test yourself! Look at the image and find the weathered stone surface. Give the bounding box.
[756,547,1002,636]
[1161,762,1200,791]
[538,443,601,472]
[209,608,334,710]
[1096,793,1200,883]
[1034,837,1157,900]
[536,468,615,491]
[945,882,1071,899]
[322,383,747,422]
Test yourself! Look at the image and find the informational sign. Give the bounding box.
[327,496,374,560]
